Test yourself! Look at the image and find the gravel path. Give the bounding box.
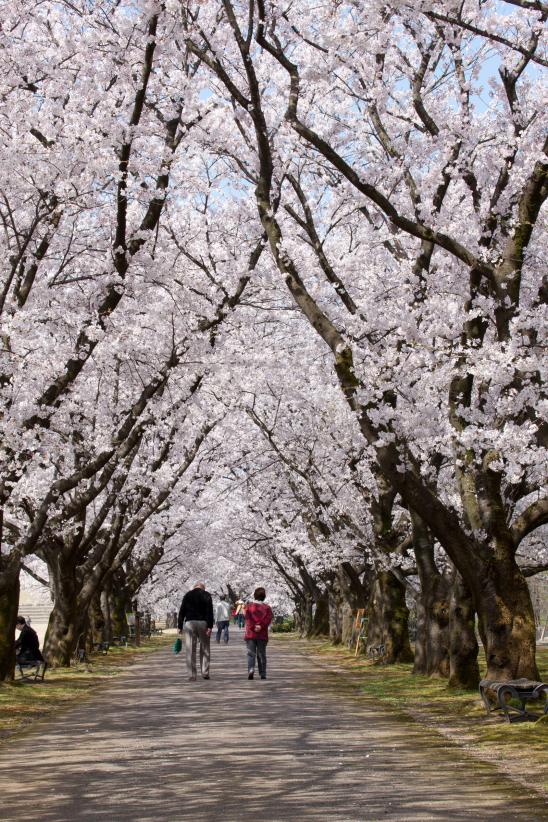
[1,630,546,821]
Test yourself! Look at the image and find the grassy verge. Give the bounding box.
[275,634,548,794]
[0,634,173,745]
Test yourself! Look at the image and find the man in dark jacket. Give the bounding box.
[15,616,44,662]
[177,582,214,681]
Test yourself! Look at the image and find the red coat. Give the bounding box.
[244,602,273,641]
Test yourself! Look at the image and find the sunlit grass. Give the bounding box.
[0,635,172,743]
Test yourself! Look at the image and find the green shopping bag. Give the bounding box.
[173,637,182,654]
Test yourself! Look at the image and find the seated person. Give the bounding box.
[15,616,44,663]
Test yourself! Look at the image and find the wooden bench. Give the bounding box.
[480,678,548,722]
[16,658,47,682]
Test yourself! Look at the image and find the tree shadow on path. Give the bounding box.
[0,633,546,821]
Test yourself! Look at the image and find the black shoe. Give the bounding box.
[203,674,210,679]
[248,672,254,680]
[260,676,266,680]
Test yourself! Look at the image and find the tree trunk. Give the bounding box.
[109,574,131,640]
[0,554,20,680]
[43,558,81,667]
[296,596,313,637]
[89,594,106,647]
[339,562,370,646]
[422,584,450,678]
[412,571,451,678]
[411,512,451,677]
[475,553,539,681]
[328,574,344,644]
[100,585,112,642]
[367,571,413,663]
[309,593,329,637]
[413,594,428,674]
[448,573,480,689]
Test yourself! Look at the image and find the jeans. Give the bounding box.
[237,613,245,628]
[246,638,267,677]
[216,620,229,643]
[183,620,210,677]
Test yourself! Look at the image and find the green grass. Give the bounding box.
[278,635,548,794]
[0,635,172,744]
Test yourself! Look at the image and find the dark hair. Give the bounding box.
[254,587,266,601]
[16,616,26,626]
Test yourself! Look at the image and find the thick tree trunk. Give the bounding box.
[309,593,329,637]
[448,573,480,689]
[475,553,539,681]
[100,586,112,642]
[411,513,451,677]
[108,575,130,640]
[327,563,370,646]
[413,595,428,674]
[339,562,370,646]
[340,599,356,646]
[43,558,81,667]
[328,574,344,644]
[367,571,413,663]
[88,594,106,648]
[44,600,81,666]
[0,555,20,680]
[296,596,313,637]
[412,573,451,678]
[422,581,450,678]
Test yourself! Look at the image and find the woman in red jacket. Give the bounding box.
[244,587,273,680]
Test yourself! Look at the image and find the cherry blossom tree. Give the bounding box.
[2,0,546,687]
[179,0,547,680]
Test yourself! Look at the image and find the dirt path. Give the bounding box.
[1,630,546,821]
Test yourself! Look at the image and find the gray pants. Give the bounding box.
[246,638,267,677]
[184,620,210,677]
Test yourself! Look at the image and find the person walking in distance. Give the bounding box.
[215,594,231,644]
[235,599,245,629]
[244,587,273,680]
[178,582,214,681]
